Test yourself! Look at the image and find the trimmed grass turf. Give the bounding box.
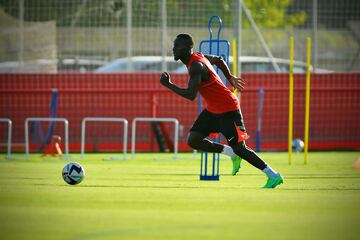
[0,152,359,240]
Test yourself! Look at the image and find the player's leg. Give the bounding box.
[187,110,236,157]
[231,141,283,188]
[220,110,284,188]
[187,131,222,152]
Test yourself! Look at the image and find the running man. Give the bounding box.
[160,34,283,188]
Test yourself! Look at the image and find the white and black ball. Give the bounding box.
[62,162,85,185]
[292,138,305,152]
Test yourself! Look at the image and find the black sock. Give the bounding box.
[233,143,267,170]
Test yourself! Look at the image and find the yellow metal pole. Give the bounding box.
[232,38,238,95]
[304,37,311,165]
[288,36,294,165]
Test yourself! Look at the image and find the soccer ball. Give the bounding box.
[62,162,85,185]
[292,138,305,152]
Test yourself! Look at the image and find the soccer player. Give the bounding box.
[160,34,283,188]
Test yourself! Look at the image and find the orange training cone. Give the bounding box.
[41,135,62,157]
[352,158,360,169]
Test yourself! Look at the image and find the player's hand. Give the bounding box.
[160,72,172,87]
[229,75,245,91]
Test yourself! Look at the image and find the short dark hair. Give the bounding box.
[176,34,194,49]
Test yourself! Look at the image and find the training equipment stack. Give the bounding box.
[199,16,230,181]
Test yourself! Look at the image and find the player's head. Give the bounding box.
[173,34,194,61]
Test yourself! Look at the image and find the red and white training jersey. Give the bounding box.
[186,52,239,114]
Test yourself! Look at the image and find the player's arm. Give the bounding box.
[160,62,202,101]
[205,54,245,91]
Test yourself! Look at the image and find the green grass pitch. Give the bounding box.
[0,152,359,240]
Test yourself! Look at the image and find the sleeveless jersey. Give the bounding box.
[186,52,239,114]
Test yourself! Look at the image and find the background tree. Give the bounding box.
[0,0,306,28]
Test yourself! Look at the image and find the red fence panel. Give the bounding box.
[0,73,359,152]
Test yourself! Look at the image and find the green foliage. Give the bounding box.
[244,0,306,28]
[0,0,306,28]
[0,0,127,26]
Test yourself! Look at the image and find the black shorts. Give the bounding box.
[190,109,247,146]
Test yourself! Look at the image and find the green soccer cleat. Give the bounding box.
[231,155,242,176]
[263,175,284,188]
